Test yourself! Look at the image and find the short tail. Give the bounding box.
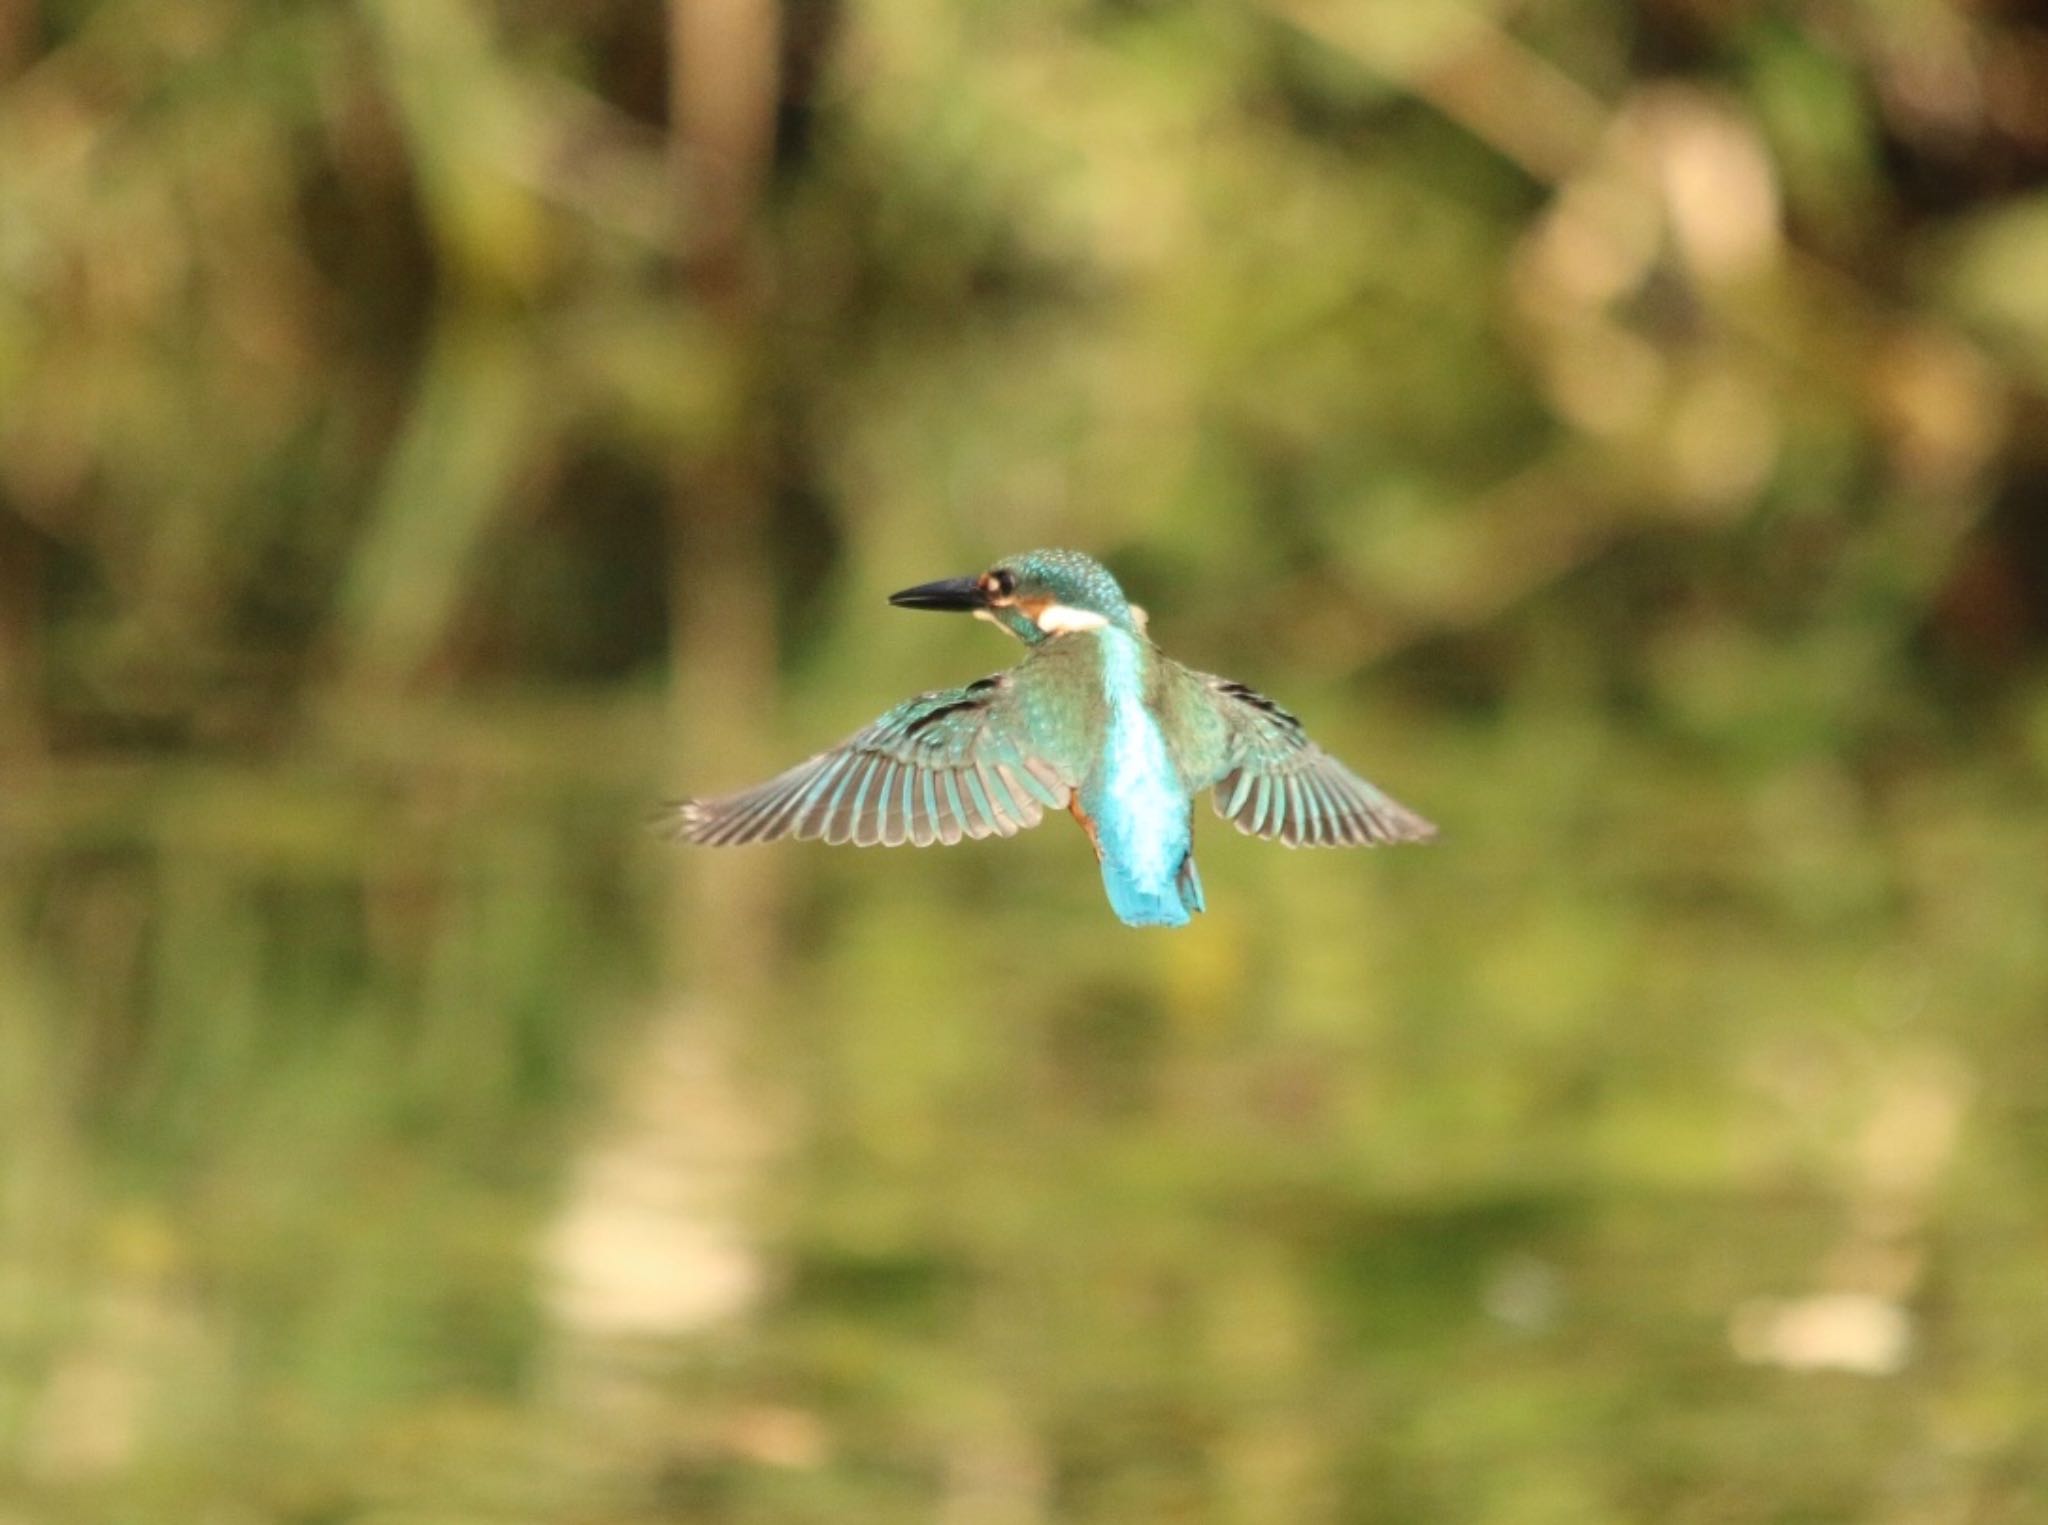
[1098,852,1203,928]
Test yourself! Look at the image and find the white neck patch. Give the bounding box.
[1034,603,1110,634]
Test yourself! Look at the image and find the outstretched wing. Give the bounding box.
[1200,677,1436,848]
[669,674,1076,848]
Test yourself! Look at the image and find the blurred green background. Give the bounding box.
[4,0,2048,1520]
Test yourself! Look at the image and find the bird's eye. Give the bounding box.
[987,568,1017,598]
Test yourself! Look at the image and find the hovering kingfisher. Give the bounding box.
[670,549,1435,927]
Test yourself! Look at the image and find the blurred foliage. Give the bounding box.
[4,0,2048,1521]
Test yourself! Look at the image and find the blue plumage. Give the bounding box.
[1081,625,1193,926]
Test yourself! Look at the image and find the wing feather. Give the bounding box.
[670,671,1077,849]
[836,756,881,846]
[1311,779,1349,845]
[1293,777,1320,846]
[1224,768,1256,818]
[1195,674,1436,849]
[978,760,1024,832]
[936,772,966,846]
[960,767,998,836]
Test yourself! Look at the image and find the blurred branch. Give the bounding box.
[1354,452,1634,662]
[368,0,682,256]
[517,72,678,249]
[664,0,785,994]
[531,0,794,1407]
[0,0,31,81]
[0,0,44,756]
[361,0,560,296]
[0,516,44,766]
[671,0,782,299]
[329,322,542,695]
[1271,0,1606,183]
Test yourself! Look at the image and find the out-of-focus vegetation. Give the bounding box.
[3,0,2048,1520]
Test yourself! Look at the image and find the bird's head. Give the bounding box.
[888,549,1147,646]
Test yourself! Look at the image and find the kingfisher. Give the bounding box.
[669,549,1435,927]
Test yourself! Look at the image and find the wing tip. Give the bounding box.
[659,798,714,843]
[664,797,784,847]
[1212,785,1440,848]
[1387,807,1439,845]
[1331,802,1438,848]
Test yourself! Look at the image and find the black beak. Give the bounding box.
[887,575,987,613]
